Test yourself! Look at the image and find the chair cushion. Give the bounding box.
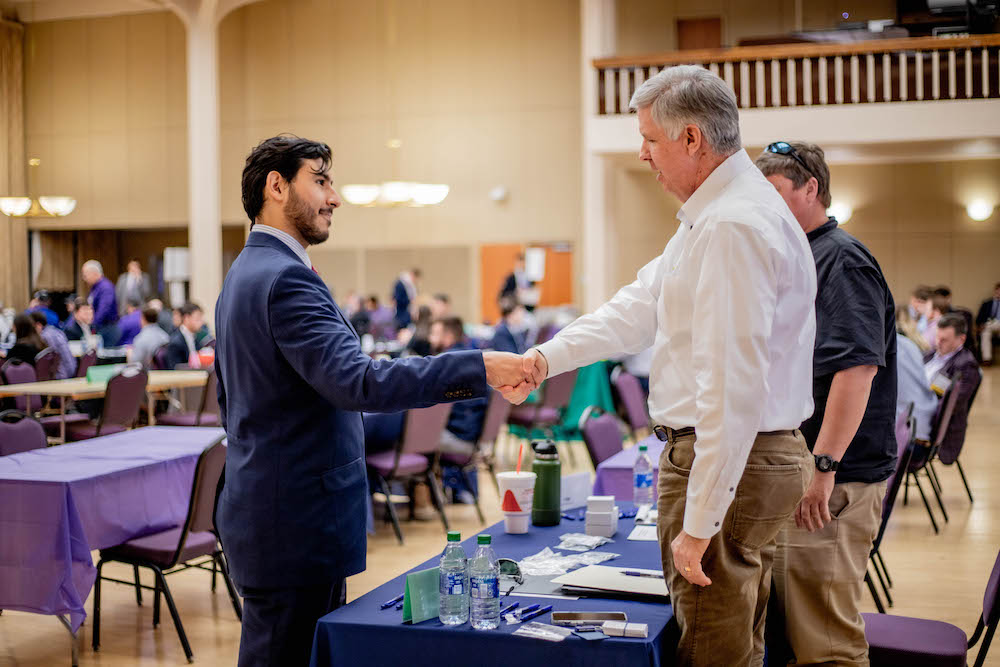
[862,612,968,667]
[508,406,561,427]
[39,413,91,436]
[65,422,128,441]
[102,528,218,569]
[156,412,220,427]
[366,451,429,477]
[440,452,475,467]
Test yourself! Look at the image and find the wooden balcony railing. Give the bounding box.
[593,34,1000,114]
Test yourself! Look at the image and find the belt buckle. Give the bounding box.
[653,425,669,442]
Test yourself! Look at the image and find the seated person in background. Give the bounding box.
[129,306,171,368]
[909,284,932,332]
[404,305,433,357]
[27,290,60,326]
[977,281,1000,365]
[365,295,395,341]
[60,295,77,330]
[146,299,175,334]
[921,294,949,352]
[62,298,93,341]
[491,297,528,354]
[923,314,981,464]
[429,317,489,457]
[165,302,204,369]
[896,305,930,354]
[6,314,46,366]
[30,311,75,379]
[430,293,451,319]
[117,299,143,346]
[896,330,937,442]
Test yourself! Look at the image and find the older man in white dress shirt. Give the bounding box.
[504,66,817,666]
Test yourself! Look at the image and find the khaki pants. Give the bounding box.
[772,481,886,666]
[657,430,812,667]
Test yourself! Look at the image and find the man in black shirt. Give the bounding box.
[757,142,896,666]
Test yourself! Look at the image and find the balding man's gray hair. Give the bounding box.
[629,65,742,155]
[82,259,103,276]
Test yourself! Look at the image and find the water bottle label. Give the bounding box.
[440,572,465,596]
[470,574,498,599]
[634,471,654,489]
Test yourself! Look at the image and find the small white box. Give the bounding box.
[585,522,617,538]
[603,621,648,638]
[584,509,618,526]
[587,495,616,513]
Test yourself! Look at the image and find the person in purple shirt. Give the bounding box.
[81,259,121,346]
[117,299,143,346]
[30,311,76,379]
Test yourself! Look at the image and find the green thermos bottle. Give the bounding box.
[531,440,561,526]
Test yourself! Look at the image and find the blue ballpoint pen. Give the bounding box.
[518,605,553,622]
[380,593,404,609]
[517,604,540,617]
[500,602,520,616]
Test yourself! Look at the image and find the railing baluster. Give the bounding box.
[866,54,876,102]
[916,52,924,100]
[787,58,797,106]
[900,52,907,101]
[740,61,751,108]
[882,53,891,101]
[803,58,812,105]
[723,61,735,91]
[834,56,844,103]
[770,59,780,107]
[948,49,957,99]
[964,49,972,98]
[931,50,940,99]
[709,63,719,78]
[850,55,860,103]
[755,60,766,107]
[819,57,829,104]
[983,48,990,97]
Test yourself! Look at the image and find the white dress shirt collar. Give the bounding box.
[677,149,753,229]
[252,224,311,268]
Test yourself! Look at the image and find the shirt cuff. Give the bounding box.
[535,338,574,379]
[682,498,728,540]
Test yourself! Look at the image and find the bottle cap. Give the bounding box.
[639,444,648,452]
[447,531,461,542]
[477,534,492,545]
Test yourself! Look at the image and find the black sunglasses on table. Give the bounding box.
[765,141,818,181]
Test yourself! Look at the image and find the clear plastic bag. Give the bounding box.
[518,546,620,576]
[513,622,574,642]
[557,532,614,552]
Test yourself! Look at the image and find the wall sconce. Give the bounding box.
[827,202,853,225]
[966,199,995,222]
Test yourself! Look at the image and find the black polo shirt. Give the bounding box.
[799,218,897,484]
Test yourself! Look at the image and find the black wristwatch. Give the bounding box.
[814,454,840,473]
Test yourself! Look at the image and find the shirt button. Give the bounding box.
[729,487,734,493]
[715,522,720,527]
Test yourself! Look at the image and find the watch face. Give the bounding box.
[816,455,833,472]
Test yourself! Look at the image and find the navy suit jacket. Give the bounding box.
[165,329,191,370]
[923,347,981,464]
[215,233,487,589]
[490,322,526,355]
[392,279,412,328]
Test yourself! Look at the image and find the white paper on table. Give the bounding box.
[560,472,591,510]
[627,525,658,541]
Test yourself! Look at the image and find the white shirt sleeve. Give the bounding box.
[683,221,778,539]
[536,253,663,378]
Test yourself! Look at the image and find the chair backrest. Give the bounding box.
[196,369,219,425]
[400,403,453,457]
[931,380,964,449]
[873,411,915,551]
[579,406,625,468]
[611,368,650,434]
[151,345,169,371]
[75,349,97,377]
[98,364,148,433]
[1,359,41,414]
[983,548,1000,631]
[540,368,578,410]
[476,390,512,453]
[169,437,227,566]
[33,348,58,382]
[0,410,48,456]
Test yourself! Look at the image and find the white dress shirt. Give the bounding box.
[924,348,958,385]
[252,224,311,268]
[537,150,817,539]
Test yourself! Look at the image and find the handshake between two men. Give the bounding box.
[481,349,550,405]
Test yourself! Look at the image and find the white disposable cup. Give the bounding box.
[496,471,536,534]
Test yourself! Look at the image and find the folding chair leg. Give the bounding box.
[874,549,892,588]
[216,552,243,621]
[925,470,949,523]
[865,570,886,614]
[487,460,500,496]
[153,575,161,628]
[153,567,193,663]
[462,468,486,524]
[903,472,910,505]
[133,564,143,606]
[927,461,943,495]
[956,459,975,504]
[92,559,105,651]
[211,556,217,592]
[972,620,997,667]
[912,474,940,534]
[426,471,451,532]
[871,558,893,607]
[378,476,404,545]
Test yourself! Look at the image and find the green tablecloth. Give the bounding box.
[507,360,616,441]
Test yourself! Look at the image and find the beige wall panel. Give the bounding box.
[126,14,170,130]
[616,0,675,54]
[23,21,53,137]
[50,21,89,135]
[309,248,360,301]
[127,130,170,224]
[87,17,128,134]
[829,163,894,234]
[165,14,187,127]
[88,132,130,227]
[364,247,414,302]
[893,162,955,234]
[951,235,1000,306]
[166,126,189,223]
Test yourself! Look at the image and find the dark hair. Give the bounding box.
[127,298,142,309]
[29,311,47,328]
[74,297,90,311]
[930,294,950,315]
[433,293,450,304]
[433,316,465,341]
[241,135,332,222]
[937,313,967,336]
[366,295,379,307]
[141,307,159,324]
[932,285,952,299]
[912,285,932,300]
[180,302,202,318]
[499,295,519,317]
[14,314,44,350]
[754,141,832,208]
[412,268,423,279]
[127,257,141,266]
[33,290,51,304]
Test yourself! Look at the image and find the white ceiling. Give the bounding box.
[1,0,166,23]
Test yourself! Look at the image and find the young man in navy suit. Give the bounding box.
[215,135,533,667]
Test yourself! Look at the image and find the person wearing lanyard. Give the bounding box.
[757,141,897,666]
[504,66,817,666]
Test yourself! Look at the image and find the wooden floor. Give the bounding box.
[2,367,998,666]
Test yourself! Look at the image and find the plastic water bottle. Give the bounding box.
[439,530,469,625]
[469,534,500,630]
[633,444,654,507]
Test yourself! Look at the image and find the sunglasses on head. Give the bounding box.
[765,141,817,181]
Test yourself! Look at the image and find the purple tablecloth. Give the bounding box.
[0,426,225,632]
[592,435,664,502]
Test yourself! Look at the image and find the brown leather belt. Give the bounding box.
[653,425,796,442]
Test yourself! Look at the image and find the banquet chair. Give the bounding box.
[92,437,238,663]
[75,349,97,378]
[156,369,219,427]
[578,405,626,469]
[0,410,47,456]
[1,358,42,414]
[610,366,651,439]
[64,364,147,441]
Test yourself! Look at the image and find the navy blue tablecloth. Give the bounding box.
[310,505,675,667]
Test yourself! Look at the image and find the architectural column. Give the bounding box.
[580,0,616,312]
[0,19,28,311]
